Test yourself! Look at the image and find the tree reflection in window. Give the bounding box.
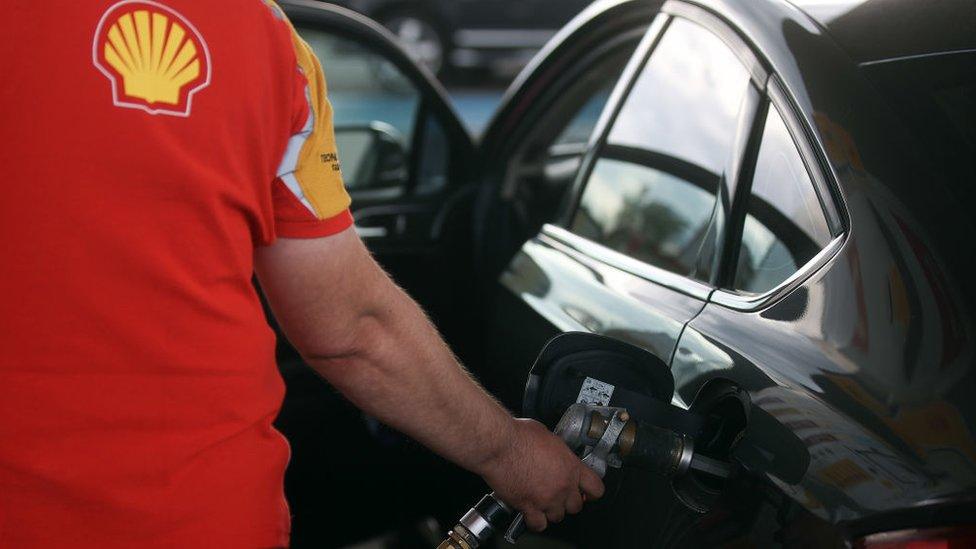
[572,155,717,276]
[570,17,752,280]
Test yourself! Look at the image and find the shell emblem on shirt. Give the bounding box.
[93,1,211,117]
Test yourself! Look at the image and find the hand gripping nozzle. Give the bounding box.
[438,404,730,548]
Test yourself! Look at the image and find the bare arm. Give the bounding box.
[255,228,603,530]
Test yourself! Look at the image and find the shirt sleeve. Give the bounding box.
[272,13,353,239]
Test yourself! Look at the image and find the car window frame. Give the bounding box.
[710,75,848,311]
[496,27,650,203]
[479,0,662,158]
[549,5,770,301]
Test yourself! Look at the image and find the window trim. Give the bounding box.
[546,0,850,313]
[712,87,768,287]
[558,8,768,289]
[710,78,850,311]
[661,2,851,312]
[499,26,650,201]
[766,77,846,236]
[560,7,770,228]
[557,12,672,227]
[710,234,845,310]
[659,1,850,239]
[661,1,769,86]
[540,224,714,301]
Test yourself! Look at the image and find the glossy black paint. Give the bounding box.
[493,0,976,544]
[273,0,975,545]
[792,0,976,64]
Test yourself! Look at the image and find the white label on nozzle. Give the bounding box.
[577,377,615,406]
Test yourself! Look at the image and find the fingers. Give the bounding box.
[488,418,606,536]
[545,506,566,524]
[578,466,606,500]
[523,510,548,532]
[565,489,584,515]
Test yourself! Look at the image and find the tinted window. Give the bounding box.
[570,18,753,280]
[507,41,641,232]
[734,106,833,294]
[551,83,615,148]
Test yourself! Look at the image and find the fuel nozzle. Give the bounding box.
[439,404,732,547]
[574,405,732,480]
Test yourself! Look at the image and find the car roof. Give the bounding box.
[787,0,976,64]
[681,0,974,183]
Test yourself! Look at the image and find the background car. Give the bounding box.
[319,0,595,77]
[274,0,976,547]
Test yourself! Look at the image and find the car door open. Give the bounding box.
[281,1,482,358]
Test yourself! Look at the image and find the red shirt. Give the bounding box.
[0,1,351,547]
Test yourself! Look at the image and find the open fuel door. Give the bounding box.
[440,332,742,548]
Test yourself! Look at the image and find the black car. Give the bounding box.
[318,0,594,76]
[275,0,976,546]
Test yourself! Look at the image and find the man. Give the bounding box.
[0,1,603,547]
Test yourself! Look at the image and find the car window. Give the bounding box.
[297,27,429,192]
[551,84,615,148]
[505,39,642,232]
[733,105,833,294]
[569,17,753,281]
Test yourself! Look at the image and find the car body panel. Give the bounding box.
[669,0,976,526]
[496,0,976,540]
[495,229,708,404]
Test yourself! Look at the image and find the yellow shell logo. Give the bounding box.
[93,1,211,117]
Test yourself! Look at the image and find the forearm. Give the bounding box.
[308,279,514,475]
[256,231,604,530]
[255,233,514,476]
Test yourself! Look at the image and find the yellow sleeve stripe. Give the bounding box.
[275,16,351,220]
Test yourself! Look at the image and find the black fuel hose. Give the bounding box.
[621,420,694,478]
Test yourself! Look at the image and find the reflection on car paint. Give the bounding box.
[752,386,942,522]
[502,236,704,369]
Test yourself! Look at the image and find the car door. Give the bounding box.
[280,2,482,355]
[485,7,766,419]
[487,10,777,547]
[271,5,491,547]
